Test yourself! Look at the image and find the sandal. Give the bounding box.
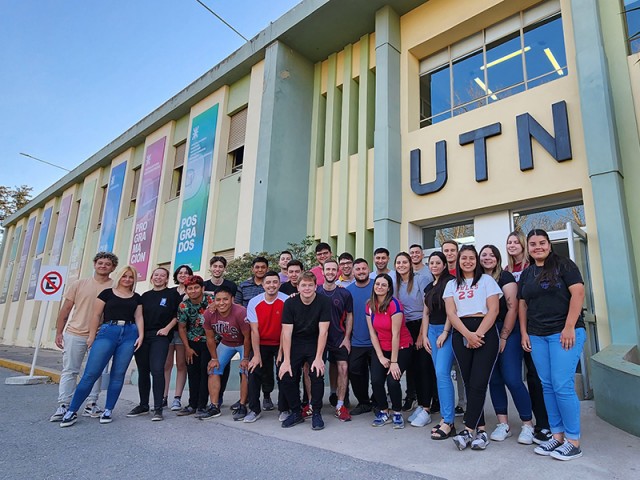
[431,422,456,440]
[431,423,441,434]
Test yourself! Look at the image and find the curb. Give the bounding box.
[0,358,61,383]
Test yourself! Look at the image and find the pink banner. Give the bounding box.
[129,137,166,281]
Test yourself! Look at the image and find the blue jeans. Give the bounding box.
[69,323,139,412]
[428,324,455,424]
[489,322,533,421]
[530,328,586,440]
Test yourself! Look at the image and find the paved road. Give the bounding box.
[0,368,440,480]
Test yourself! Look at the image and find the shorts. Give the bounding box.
[326,345,349,363]
[209,343,245,375]
[170,333,182,345]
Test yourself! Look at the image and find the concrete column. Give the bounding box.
[373,6,402,256]
[570,0,640,346]
[249,41,315,252]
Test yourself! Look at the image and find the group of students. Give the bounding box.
[50,228,586,460]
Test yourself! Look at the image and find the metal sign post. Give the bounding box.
[6,266,67,385]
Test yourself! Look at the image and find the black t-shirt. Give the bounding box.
[423,281,447,326]
[281,293,331,344]
[279,282,298,296]
[98,289,141,322]
[496,271,517,324]
[518,259,585,336]
[141,288,181,331]
[203,278,238,298]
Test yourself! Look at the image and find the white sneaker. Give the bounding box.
[410,409,432,427]
[471,430,490,450]
[278,411,291,422]
[518,424,535,445]
[407,406,423,423]
[82,403,104,418]
[170,398,182,411]
[50,404,67,422]
[490,423,512,441]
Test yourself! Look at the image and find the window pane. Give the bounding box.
[419,64,451,125]
[524,14,567,84]
[485,31,525,94]
[489,83,525,103]
[422,221,475,250]
[452,49,485,110]
[625,0,640,54]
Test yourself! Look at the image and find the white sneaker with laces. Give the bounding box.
[278,411,291,422]
[410,409,432,427]
[490,423,512,441]
[518,424,535,444]
[50,404,67,422]
[82,403,104,418]
[407,406,423,423]
[550,440,583,461]
[471,430,490,450]
[170,398,182,411]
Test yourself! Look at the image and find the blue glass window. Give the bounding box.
[419,64,451,126]
[524,14,567,88]
[624,0,640,54]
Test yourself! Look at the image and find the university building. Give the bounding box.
[1,0,639,434]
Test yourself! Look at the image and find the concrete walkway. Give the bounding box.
[2,344,638,479]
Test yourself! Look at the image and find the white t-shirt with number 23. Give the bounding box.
[443,274,503,317]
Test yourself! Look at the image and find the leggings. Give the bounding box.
[405,320,435,408]
[370,348,411,412]
[452,317,499,430]
[134,332,170,410]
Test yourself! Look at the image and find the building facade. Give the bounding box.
[1,0,639,434]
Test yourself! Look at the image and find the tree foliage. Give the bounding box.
[224,236,317,284]
[0,185,33,224]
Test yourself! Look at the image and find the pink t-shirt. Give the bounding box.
[365,297,412,351]
[203,304,250,347]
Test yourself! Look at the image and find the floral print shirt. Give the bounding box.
[177,292,215,342]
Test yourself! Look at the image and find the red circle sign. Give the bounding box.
[40,271,63,295]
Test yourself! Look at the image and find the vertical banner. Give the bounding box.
[12,216,36,301]
[98,161,127,252]
[35,206,52,256]
[67,179,97,283]
[129,137,166,281]
[50,195,73,266]
[0,225,23,304]
[174,104,219,270]
[27,257,43,300]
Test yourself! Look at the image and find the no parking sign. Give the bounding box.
[34,266,67,302]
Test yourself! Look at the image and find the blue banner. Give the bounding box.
[174,104,219,271]
[98,161,127,253]
[35,207,52,256]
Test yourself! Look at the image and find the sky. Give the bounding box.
[0,0,301,198]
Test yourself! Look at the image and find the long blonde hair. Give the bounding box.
[113,265,138,292]
[506,231,529,272]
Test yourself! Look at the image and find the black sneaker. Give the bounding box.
[455,406,465,417]
[176,406,196,417]
[534,437,564,456]
[230,400,242,412]
[162,396,168,408]
[60,412,77,428]
[550,441,583,461]
[329,392,338,407]
[152,410,163,422]
[430,399,440,414]
[281,411,305,428]
[262,395,275,411]
[312,412,325,430]
[99,410,113,424]
[533,428,553,445]
[232,404,248,421]
[349,403,373,416]
[199,404,221,420]
[402,396,416,412]
[126,405,150,417]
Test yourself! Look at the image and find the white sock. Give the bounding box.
[336,400,344,410]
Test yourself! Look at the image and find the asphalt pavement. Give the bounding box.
[1,345,639,479]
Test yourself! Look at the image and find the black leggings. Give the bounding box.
[134,333,170,410]
[349,346,374,406]
[452,317,499,430]
[248,344,280,414]
[370,347,411,412]
[405,320,435,408]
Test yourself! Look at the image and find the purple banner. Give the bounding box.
[50,195,73,266]
[129,137,166,281]
[12,216,36,301]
